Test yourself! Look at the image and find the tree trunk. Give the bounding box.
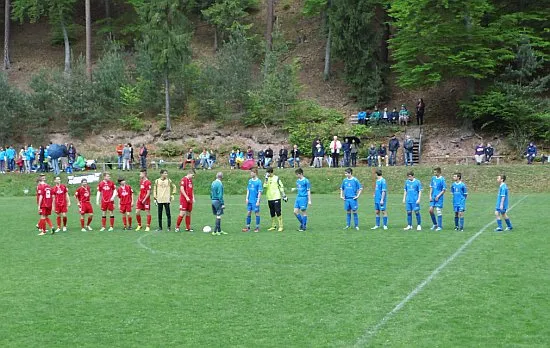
[323,0,332,80]
[85,0,92,80]
[214,28,218,52]
[164,72,172,132]
[61,21,71,75]
[104,0,111,19]
[265,0,274,51]
[3,0,11,70]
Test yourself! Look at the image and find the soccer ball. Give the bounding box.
[202,226,212,233]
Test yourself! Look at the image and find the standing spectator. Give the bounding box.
[246,146,254,160]
[399,105,410,126]
[59,144,69,172]
[182,148,195,170]
[153,169,177,231]
[0,146,5,174]
[264,147,274,167]
[474,143,485,165]
[116,143,124,170]
[128,143,134,169]
[310,138,319,167]
[357,111,367,125]
[229,149,237,169]
[210,172,228,235]
[38,145,45,172]
[139,144,148,169]
[388,135,400,166]
[277,146,288,169]
[382,107,390,124]
[67,144,77,167]
[378,144,388,167]
[329,136,342,168]
[21,146,30,173]
[27,144,36,170]
[342,138,351,167]
[257,149,265,169]
[208,149,216,169]
[371,107,381,125]
[313,142,324,168]
[350,139,358,167]
[416,98,425,125]
[390,108,399,124]
[403,135,414,166]
[485,143,494,163]
[526,142,537,164]
[288,145,301,168]
[6,145,16,172]
[122,143,132,171]
[367,144,378,167]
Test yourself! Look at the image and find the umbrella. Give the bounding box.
[345,136,361,145]
[241,159,255,170]
[48,144,63,159]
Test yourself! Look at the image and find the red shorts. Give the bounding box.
[55,205,68,214]
[39,207,52,216]
[119,203,132,214]
[79,202,93,215]
[136,200,150,211]
[101,201,114,212]
[180,199,193,212]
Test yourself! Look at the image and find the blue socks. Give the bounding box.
[455,216,459,227]
[302,216,308,228]
[296,214,303,224]
[505,219,512,229]
[407,212,412,226]
[375,216,380,227]
[430,213,437,225]
[346,213,351,227]
[459,217,464,229]
[256,215,260,227]
[246,215,251,227]
[415,212,422,225]
[353,213,358,227]
[383,216,388,227]
[437,215,443,228]
[497,219,503,229]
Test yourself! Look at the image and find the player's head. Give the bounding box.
[376,169,382,177]
[433,167,441,176]
[344,168,352,177]
[37,174,46,183]
[295,168,304,177]
[140,169,147,179]
[81,178,88,186]
[103,172,111,180]
[453,172,462,181]
[407,171,414,180]
[266,167,274,176]
[54,176,61,184]
[187,169,195,178]
[118,177,126,185]
[216,172,223,180]
[250,168,258,178]
[497,174,506,183]
[160,169,168,178]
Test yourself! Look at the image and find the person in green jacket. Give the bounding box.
[73,153,86,171]
[263,167,288,232]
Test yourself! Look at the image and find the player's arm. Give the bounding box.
[66,192,71,207]
[181,183,189,202]
[143,188,151,203]
[417,189,422,204]
[131,189,134,206]
[38,193,43,212]
[111,188,118,202]
[171,181,177,201]
[354,183,362,200]
[96,191,101,206]
[402,189,407,204]
[380,189,386,204]
[307,189,312,205]
[152,181,157,201]
[340,188,344,200]
[499,195,505,209]
[245,188,250,203]
[256,189,262,206]
[429,186,433,201]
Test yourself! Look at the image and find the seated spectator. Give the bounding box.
[367,144,378,167]
[73,153,86,171]
[182,148,195,169]
[257,149,265,169]
[526,142,537,164]
[198,149,210,169]
[313,143,324,168]
[357,111,367,125]
[288,145,301,168]
[236,149,244,169]
[277,146,288,168]
[390,108,399,124]
[264,147,274,167]
[246,146,254,160]
[208,149,216,169]
[378,144,388,167]
[86,159,97,170]
[399,105,409,126]
[364,110,371,124]
[484,143,494,163]
[370,107,381,125]
[381,107,390,124]
[542,154,549,164]
[474,143,485,165]
[229,149,237,169]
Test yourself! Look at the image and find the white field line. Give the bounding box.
[354,195,528,347]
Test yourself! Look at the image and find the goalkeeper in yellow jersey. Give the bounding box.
[263,167,287,231]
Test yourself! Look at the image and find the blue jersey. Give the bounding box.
[430,176,446,199]
[341,177,362,199]
[247,178,263,201]
[496,183,509,210]
[451,181,467,207]
[296,177,311,198]
[404,178,422,203]
[0,150,5,160]
[374,178,387,203]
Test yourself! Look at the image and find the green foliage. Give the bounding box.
[157,142,185,158]
[302,0,327,16]
[202,0,251,39]
[12,0,76,24]
[49,23,80,46]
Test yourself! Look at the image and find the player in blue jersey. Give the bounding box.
[242,168,263,232]
[340,168,363,230]
[451,172,467,231]
[371,169,388,230]
[403,171,422,230]
[495,174,513,232]
[429,167,447,231]
[293,168,311,231]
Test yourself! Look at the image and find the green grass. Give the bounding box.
[1,191,549,347]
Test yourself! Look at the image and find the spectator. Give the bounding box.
[526,142,537,164]
[60,144,69,172]
[128,143,134,169]
[388,134,400,166]
[139,144,148,169]
[329,136,342,168]
[116,143,124,170]
[68,143,77,167]
[367,144,378,167]
[257,149,265,169]
[208,149,216,169]
[310,138,319,167]
[277,146,288,169]
[16,154,24,173]
[474,143,485,165]
[382,107,390,124]
[288,145,301,168]
[264,147,274,167]
[378,144,388,167]
[342,138,351,167]
[0,146,5,174]
[416,98,425,125]
[122,143,132,171]
[246,146,254,160]
[313,142,324,168]
[399,105,410,126]
[73,153,86,171]
[485,143,494,163]
[403,135,414,166]
[27,144,36,170]
[371,107,381,125]
[20,146,30,173]
[37,145,45,172]
[182,148,195,169]
[390,108,399,124]
[357,111,367,125]
[350,139,358,167]
[236,148,245,169]
[229,149,237,169]
[6,145,16,172]
[198,149,210,169]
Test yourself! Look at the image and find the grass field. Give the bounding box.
[1,190,549,347]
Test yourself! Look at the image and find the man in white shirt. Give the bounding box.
[329,136,342,168]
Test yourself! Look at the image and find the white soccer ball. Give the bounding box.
[23,189,29,195]
[202,226,212,233]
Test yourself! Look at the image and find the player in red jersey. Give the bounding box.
[135,169,152,232]
[75,178,94,231]
[36,174,54,235]
[176,169,195,232]
[96,172,117,231]
[52,176,71,232]
[117,177,134,230]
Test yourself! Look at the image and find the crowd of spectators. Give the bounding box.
[356,99,426,127]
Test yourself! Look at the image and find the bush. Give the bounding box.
[157,142,185,158]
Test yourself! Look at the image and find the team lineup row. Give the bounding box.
[33,167,514,235]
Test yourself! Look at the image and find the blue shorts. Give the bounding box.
[247,201,260,213]
[344,198,358,211]
[430,199,444,208]
[405,202,420,212]
[495,208,507,214]
[211,200,224,216]
[294,197,308,211]
[374,202,386,211]
[453,205,465,213]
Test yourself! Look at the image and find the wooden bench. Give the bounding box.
[427,155,506,165]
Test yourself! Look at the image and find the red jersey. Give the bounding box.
[53,184,68,207]
[180,176,194,200]
[139,179,151,201]
[98,180,116,203]
[37,184,53,208]
[117,185,134,205]
[75,186,91,203]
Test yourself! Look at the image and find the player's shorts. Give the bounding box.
[374,202,387,211]
[136,199,150,211]
[294,197,308,211]
[453,205,465,213]
[247,201,260,213]
[101,201,114,212]
[55,205,68,214]
[211,200,224,216]
[119,203,132,214]
[268,200,282,216]
[430,199,444,208]
[180,199,193,212]
[495,208,507,214]
[39,207,52,216]
[405,202,420,212]
[79,202,93,215]
[344,198,358,211]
